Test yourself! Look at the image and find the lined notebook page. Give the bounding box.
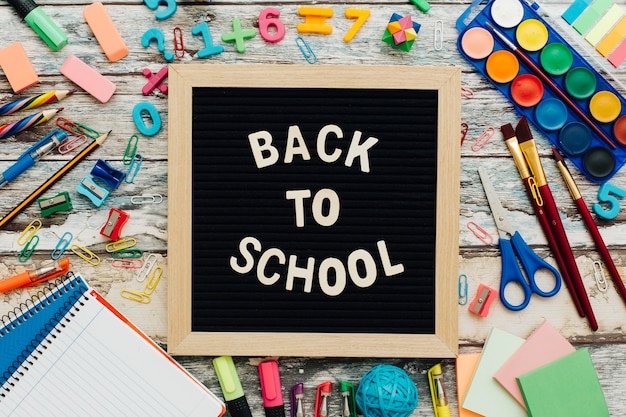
[0,287,224,417]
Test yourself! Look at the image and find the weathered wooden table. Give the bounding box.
[1,0,625,415]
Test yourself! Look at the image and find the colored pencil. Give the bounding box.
[0,90,75,116]
[552,147,626,307]
[0,130,111,229]
[500,123,584,317]
[486,22,617,150]
[516,117,598,331]
[0,108,62,139]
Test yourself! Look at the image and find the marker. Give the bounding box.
[258,359,286,417]
[0,257,70,293]
[289,383,305,417]
[7,0,68,51]
[212,356,253,417]
[428,364,450,417]
[314,382,332,417]
[409,0,430,13]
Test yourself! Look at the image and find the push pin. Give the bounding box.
[91,159,126,189]
[100,207,130,241]
[469,283,497,317]
[315,381,332,417]
[76,176,110,207]
[142,66,168,95]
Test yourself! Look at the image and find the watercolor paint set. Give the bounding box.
[456,0,626,182]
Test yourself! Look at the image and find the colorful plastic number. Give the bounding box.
[258,8,286,43]
[297,7,334,35]
[344,8,370,42]
[192,21,224,58]
[221,18,256,53]
[143,0,177,20]
[593,182,626,220]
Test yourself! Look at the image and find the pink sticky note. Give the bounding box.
[609,38,626,67]
[60,55,116,103]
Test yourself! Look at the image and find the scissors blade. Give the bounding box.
[477,167,516,237]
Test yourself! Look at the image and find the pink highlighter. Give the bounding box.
[258,359,286,417]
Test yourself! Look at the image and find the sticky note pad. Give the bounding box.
[597,15,626,55]
[609,37,626,66]
[60,55,116,103]
[456,353,483,417]
[84,2,128,62]
[517,348,610,417]
[573,0,613,34]
[585,4,624,45]
[562,0,593,24]
[0,42,40,93]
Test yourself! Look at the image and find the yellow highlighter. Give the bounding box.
[428,363,450,417]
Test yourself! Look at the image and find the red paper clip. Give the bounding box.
[461,121,469,145]
[467,221,493,245]
[173,26,185,58]
[461,86,474,99]
[471,126,495,152]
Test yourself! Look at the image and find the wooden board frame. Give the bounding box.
[167,64,460,357]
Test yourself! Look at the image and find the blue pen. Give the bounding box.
[0,129,68,187]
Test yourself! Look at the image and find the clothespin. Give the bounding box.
[290,383,305,417]
[339,381,356,417]
[315,381,332,417]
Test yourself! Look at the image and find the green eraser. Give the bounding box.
[410,0,430,13]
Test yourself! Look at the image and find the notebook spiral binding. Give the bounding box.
[0,272,88,396]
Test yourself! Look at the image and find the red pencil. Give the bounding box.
[516,117,598,331]
[501,123,584,317]
[552,147,626,306]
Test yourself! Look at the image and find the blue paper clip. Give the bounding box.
[126,153,143,183]
[76,176,110,207]
[18,235,39,262]
[51,232,73,260]
[91,159,126,190]
[458,273,468,305]
[296,36,317,64]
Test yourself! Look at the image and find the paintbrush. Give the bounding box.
[501,122,584,317]
[486,21,617,150]
[516,116,598,330]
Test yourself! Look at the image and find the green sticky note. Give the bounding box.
[516,348,610,417]
[573,0,613,34]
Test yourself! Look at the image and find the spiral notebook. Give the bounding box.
[0,272,225,417]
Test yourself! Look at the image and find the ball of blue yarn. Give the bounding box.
[356,364,418,417]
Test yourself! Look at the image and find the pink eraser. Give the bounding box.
[0,42,40,93]
[84,2,128,62]
[60,55,116,103]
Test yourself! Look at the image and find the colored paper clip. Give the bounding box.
[136,253,157,282]
[468,283,497,317]
[434,20,443,51]
[100,208,130,241]
[458,273,468,305]
[91,159,126,190]
[593,261,608,292]
[73,121,99,139]
[70,244,101,266]
[461,86,474,99]
[173,26,185,58]
[123,134,139,165]
[131,194,163,204]
[76,176,110,207]
[111,248,143,258]
[57,134,88,154]
[143,265,162,295]
[17,219,42,246]
[125,153,143,183]
[112,258,144,268]
[467,221,493,245]
[471,126,495,151]
[38,191,73,217]
[339,382,356,417]
[56,116,83,135]
[290,383,306,417]
[120,289,151,304]
[296,36,317,64]
[106,237,137,253]
[51,232,73,260]
[18,235,39,262]
[314,381,332,417]
[461,122,469,145]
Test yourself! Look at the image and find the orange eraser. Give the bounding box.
[0,42,40,93]
[60,55,116,103]
[84,2,128,62]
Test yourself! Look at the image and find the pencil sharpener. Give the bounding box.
[91,159,126,190]
[468,283,497,317]
[37,191,73,217]
[100,207,130,241]
[76,176,110,207]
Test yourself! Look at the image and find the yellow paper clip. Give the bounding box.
[106,237,137,253]
[17,218,42,246]
[471,126,495,152]
[70,244,101,266]
[58,134,88,154]
[458,273,468,305]
[120,289,151,304]
[144,265,163,295]
[136,253,157,282]
[130,194,163,204]
[296,36,317,64]
[18,235,39,262]
[593,261,608,292]
[434,20,444,51]
[123,134,138,165]
[125,153,143,183]
[51,232,73,260]
[112,258,144,268]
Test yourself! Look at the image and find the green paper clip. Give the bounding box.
[123,134,139,165]
[111,248,144,259]
[18,235,39,262]
[340,381,357,417]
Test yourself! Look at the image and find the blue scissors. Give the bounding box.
[478,167,562,311]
